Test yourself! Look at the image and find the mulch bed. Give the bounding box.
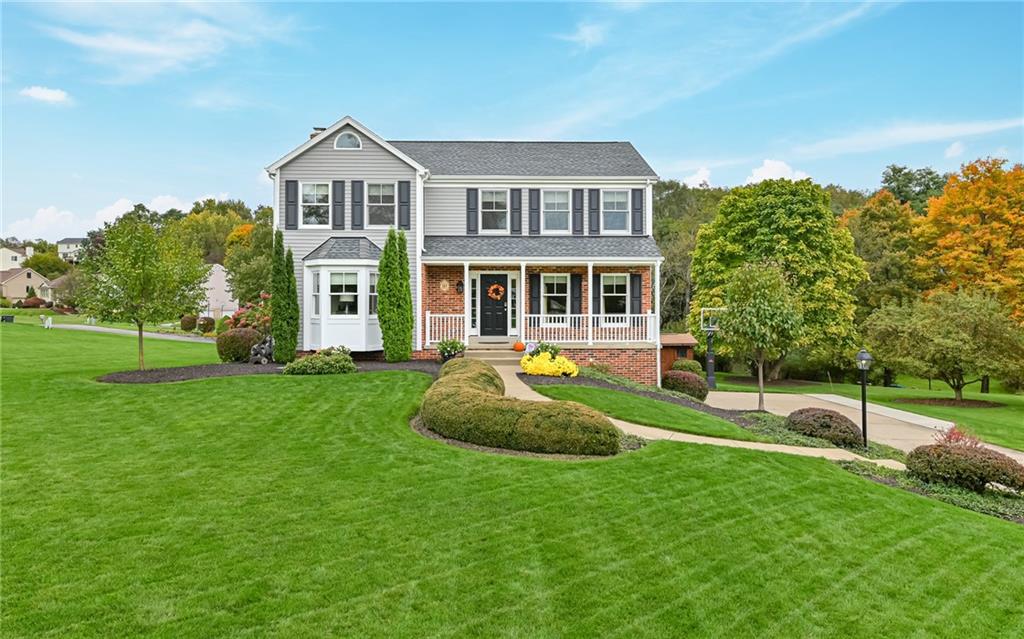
[893,397,1005,409]
[520,373,755,426]
[99,360,442,384]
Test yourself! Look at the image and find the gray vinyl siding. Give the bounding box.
[277,125,418,347]
[423,186,643,236]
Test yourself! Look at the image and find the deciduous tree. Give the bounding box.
[881,164,947,215]
[224,207,273,304]
[22,251,70,279]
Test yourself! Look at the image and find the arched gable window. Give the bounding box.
[334,131,362,150]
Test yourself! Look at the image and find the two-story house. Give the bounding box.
[0,245,33,268]
[56,238,86,263]
[266,116,663,384]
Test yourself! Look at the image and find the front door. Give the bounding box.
[479,274,509,337]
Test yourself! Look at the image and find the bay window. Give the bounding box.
[311,274,321,317]
[301,183,330,226]
[369,272,379,316]
[367,183,396,226]
[330,272,358,315]
[542,190,570,233]
[601,190,629,233]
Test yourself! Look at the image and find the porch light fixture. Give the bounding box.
[856,348,873,448]
[456,280,464,294]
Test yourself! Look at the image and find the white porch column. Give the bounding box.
[587,261,594,345]
[519,261,526,341]
[654,260,662,387]
[463,261,470,344]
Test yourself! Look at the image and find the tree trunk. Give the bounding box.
[954,385,963,402]
[766,356,785,381]
[981,375,990,394]
[137,322,145,370]
[757,358,766,412]
[883,367,894,387]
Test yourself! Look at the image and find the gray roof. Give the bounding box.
[389,141,658,177]
[304,237,382,261]
[422,235,662,259]
[57,237,86,244]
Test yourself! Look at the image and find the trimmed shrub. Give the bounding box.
[216,327,262,363]
[785,408,862,448]
[196,316,215,333]
[421,359,620,456]
[283,349,356,375]
[520,351,579,377]
[215,315,230,335]
[180,314,197,331]
[907,429,1024,493]
[662,370,709,401]
[671,358,703,374]
[21,297,46,309]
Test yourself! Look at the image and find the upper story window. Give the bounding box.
[367,183,396,226]
[480,189,508,232]
[10,255,17,262]
[301,183,330,226]
[334,131,362,150]
[601,190,629,233]
[542,190,570,233]
[330,272,359,315]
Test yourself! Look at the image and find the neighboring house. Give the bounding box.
[0,268,50,303]
[39,273,67,305]
[57,238,86,263]
[202,264,239,319]
[266,116,663,383]
[1,245,33,268]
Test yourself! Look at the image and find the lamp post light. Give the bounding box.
[856,348,874,448]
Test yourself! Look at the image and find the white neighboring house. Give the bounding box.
[56,238,86,263]
[201,264,238,319]
[1,246,33,268]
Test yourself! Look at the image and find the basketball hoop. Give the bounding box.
[700,307,726,334]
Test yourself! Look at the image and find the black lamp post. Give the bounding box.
[856,348,874,448]
[705,328,717,390]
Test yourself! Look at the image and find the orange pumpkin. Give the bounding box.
[513,341,526,352]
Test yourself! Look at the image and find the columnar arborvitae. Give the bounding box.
[378,229,413,361]
[270,230,298,363]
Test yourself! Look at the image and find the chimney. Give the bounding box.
[310,126,326,139]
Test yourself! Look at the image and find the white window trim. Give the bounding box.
[540,273,570,325]
[540,189,572,235]
[600,189,631,235]
[600,273,630,323]
[298,181,331,229]
[368,271,379,317]
[478,188,510,234]
[366,181,398,229]
[471,270,518,337]
[311,270,321,318]
[334,131,362,150]
[328,271,360,317]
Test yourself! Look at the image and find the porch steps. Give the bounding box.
[464,350,523,366]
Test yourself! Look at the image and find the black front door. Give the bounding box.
[479,274,508,337]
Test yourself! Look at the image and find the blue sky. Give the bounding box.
[2,1,1022,241]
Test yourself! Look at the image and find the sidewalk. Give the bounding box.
[51,324,214,344]
[495,365,905,470]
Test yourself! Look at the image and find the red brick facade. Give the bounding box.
[558,347,659,385]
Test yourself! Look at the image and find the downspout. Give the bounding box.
[414,169,428,351]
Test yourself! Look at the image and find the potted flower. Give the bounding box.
[436,338,466,363]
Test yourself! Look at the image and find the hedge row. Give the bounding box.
[420,359,621,456]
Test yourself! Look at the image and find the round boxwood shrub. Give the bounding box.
[216,327,261,362]
[283,348,356,375]
[662,370,709,401]
[785,408,862,448]
[671,358,703,374]
[420,358,620,456]
[196,316,215,334]
[180,314,198,332]
[907,443,1024,493]
[21,297,46,309]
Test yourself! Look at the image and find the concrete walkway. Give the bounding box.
[494,365,905,469]
[51,323,214,344]
[706,390,1024,465]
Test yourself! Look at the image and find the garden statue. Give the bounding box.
[250,335,274,365]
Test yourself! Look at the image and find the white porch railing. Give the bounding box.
[425,312,465,346]
[523,313,657,344]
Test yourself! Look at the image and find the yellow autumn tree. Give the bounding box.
[916,158,1024,321]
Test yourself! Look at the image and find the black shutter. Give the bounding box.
[331,180,345,229]
[466,189,478,235]
[351,180,364,229]
[588,189,600,235]
[285,180,298,229]
[398,181,411,230]
[631,188,644,235]
[570,274,582,314]
[630,273,642,314]
[529,273,540,314]
[528,189,540,235]
[572,189,584,235]
[510,189,522,235]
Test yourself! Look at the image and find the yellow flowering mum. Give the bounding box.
[519,351,579,377]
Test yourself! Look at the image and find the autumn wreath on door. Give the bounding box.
[487,282,505,301]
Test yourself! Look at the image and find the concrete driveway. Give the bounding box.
[706,390,1024,464]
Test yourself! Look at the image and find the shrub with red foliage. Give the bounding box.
[20,297,46,308]
[216,327,262,363]
[907,427,1024,493]
[785,407,862,448]
[661,370,709,401]
[180,314,197,331]
[226,295,271,335]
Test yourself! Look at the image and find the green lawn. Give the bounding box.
[1,307,202,335]
[3,324,1024,637]
[533,384,767,442]
[716,372,1024,452]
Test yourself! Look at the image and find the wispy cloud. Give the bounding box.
[745,159,809,184]
[19,85,71,104]
[793,118,1023,159]
[34,3,295,83]
[682,167,712,187]
[555,22,609,50]
[189,89,249,111]
[944,140,965,158]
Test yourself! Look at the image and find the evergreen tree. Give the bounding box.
[270,230,298,363]
[378,229,413,361]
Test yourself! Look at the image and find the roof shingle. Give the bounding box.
[303,237,382,261]
[389,141,657,177]
[422,235,662,259]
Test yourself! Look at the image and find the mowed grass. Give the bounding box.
[3,324,1024,638]
[533,384,766,442]
[716,372,1024,452]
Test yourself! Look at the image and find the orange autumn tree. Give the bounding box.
[916,158,1024,321]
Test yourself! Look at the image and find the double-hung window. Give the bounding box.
[367,183,396,226]
[301,183,330,226]
[542,190,570,233]
[541,274,569,324]
[601,274,628,322]
[311,274,321,317]
[369,272,379,316]
[601,190,629,233]
[330,272,358,316]
[480,190,508,232]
